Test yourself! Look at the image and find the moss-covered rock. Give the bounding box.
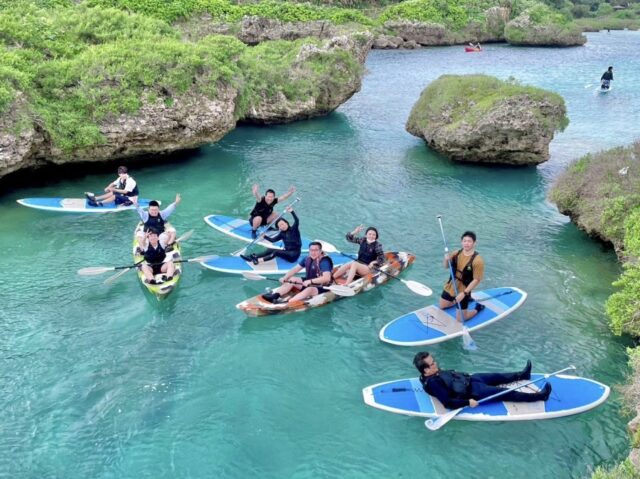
[405,74,568,165]
[505,5,586,47]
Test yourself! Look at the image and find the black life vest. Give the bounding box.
[304,255,333,281]
[434,370,471,398]
[117,176,139,197]
[357,240,379,264]
[144,214,165,233]
[251,196,277,218]
[144,242,166,264]
[449,250,478,286]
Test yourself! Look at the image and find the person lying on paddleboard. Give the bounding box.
[139,229,176,284]
[262,241,333,304]
[413,352,551,409]
[134,194,181,253]
[601,66,613,90]
[333,225,385,285]
[241,205,301,265]
[439,230,485,321]
[85,166,139,207]
[249,184,296,238]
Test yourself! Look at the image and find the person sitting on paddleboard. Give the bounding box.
[134,194,181,254]
[413,352,551,410]
[85,166,139,207]
[439,231,485,321]
[241,205,301,265]
[262,241,333,304]
[333,225,385,285]
[249,184,296,238]
[139,229,176,284]
[601,66,613,90]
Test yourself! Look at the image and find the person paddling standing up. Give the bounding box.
[134,194,181,253]
[601,66,613,90]
[249,184,296,238]
[241,205,302,265]
[139,229,176,284]
[86,166,139,207]
[439,231,485,321]
[333,225,385,285]
[262,241,333,304]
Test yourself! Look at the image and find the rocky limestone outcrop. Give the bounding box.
[505,12,586,46]
[242,33,372,124]
[406,75,567,165]
[238,16,338,45]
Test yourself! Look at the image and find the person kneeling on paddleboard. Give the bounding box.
[439,230,485,321]
[241,205,302,265]
[85,166,139,207]
[139,229,176,284]
[413,352,552,410]
[601,66,613,90]
[262,241,333,304]
[333,225,385,285]
[248,184,296,238]
[134,194,181,254]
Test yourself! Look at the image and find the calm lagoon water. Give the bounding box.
[1,31,639,478]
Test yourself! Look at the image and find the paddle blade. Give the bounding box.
[328,284,356,297]
[242,272,266,281]
[176,229,194,243]
[425,408,462,431]
[403,280,433,297]
[77,266,113,276]
[317,240,337,253]
[104,267,132,285]
[187,254,219,264]
[462,327,478,351]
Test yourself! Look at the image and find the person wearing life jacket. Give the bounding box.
[413,352,551,410]
[601,66,613,90]
[439,230,485,321]
[249,184,296,238]
[85,166,139,207]
[262,241,333,304]
[134,194,181,253]
[241,205,302,265]
[139,229,176,284]
[333,225,385,285]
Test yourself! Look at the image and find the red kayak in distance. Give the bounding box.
[465,47,482,52]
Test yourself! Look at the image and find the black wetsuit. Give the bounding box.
[250,196,278,225]
[601,70,613,89]
[255,211,302,263]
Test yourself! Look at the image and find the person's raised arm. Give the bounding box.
[278,185,296,202]
[252,184,262,202]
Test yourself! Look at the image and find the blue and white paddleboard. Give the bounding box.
[379,287,527,346]
[203,214,336,252]
[17,197,154,213]
[200,252,351,275]
[599,85,612,93]
[363,373,609,422]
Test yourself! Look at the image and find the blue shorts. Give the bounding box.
[114,193,133,206]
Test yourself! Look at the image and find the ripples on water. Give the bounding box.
[1,31,639,478]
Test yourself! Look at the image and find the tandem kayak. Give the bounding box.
[17,197,155,213]
[236,251,416,316]
[363,373,609,423]
[465,47,481,52]
[133,222,182,300]
[203,214,335,253]
[200,252,352,275]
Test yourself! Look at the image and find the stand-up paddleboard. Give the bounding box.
[362,373,609,423]
[17,197,154,213]
[200,252,351,275]
[599,85,612,93]
[379,287,526,346]
[203,214,335,252]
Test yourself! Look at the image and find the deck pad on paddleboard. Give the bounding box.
[200,252,351,275]
[17,197,154,213]
[363,374,609,422]
[379,287,526,346]
[203,214,333,252]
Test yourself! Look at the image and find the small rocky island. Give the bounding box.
[405,74,568,165]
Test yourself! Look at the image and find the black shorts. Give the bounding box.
[149,263,164,275]
[115,193,133,206]
[249,213,269,225]
[441,290,470,310]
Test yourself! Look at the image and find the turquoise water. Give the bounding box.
[1,31,639,477]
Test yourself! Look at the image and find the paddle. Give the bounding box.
[232,197,301,256]
[436,215,477,351]
[102,253,218,285]
[424,365,576,431]
[242,272,356,297]
[332,250,433,297]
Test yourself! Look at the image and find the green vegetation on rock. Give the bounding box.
[377,0,495,30]
[592,459,640,479]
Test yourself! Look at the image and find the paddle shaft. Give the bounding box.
[436,216,464,314]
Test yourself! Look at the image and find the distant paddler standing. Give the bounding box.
[249,184,296,238]
[139,229,176,284]
[241,205,302,265]
[85,166,139,207]
[601,66,613,90]
[333,225,385,285]
[134,194,181,253]
[439,231,485,321]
